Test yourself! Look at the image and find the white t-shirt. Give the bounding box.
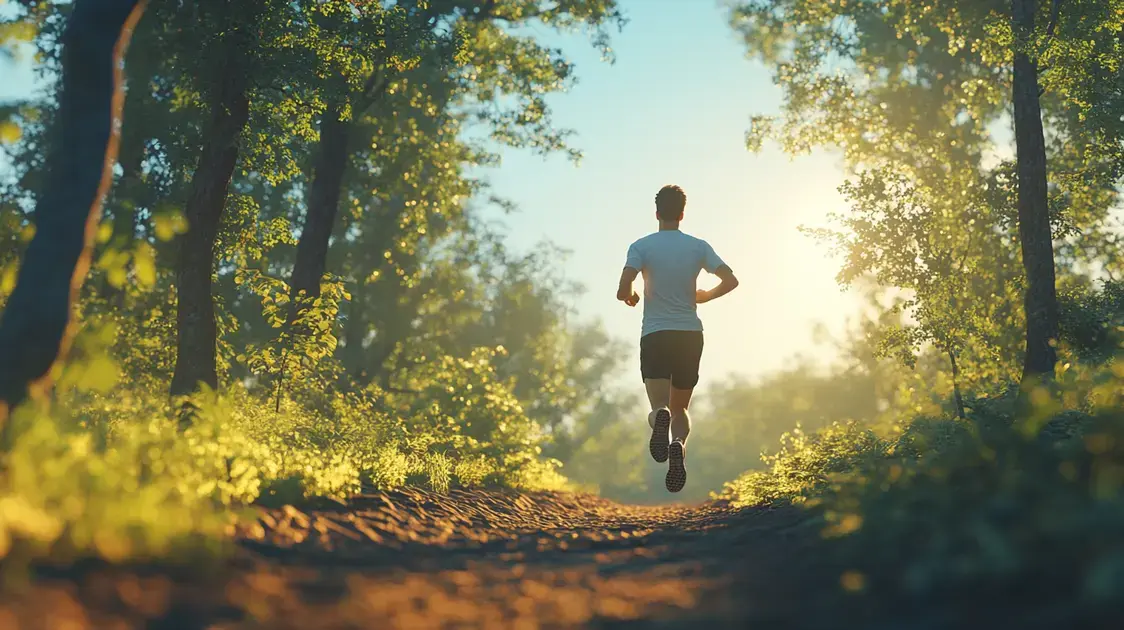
[624,230,727,338]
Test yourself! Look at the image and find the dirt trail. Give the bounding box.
[1,489,853,629]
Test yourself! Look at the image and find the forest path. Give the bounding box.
[3,488,856,629]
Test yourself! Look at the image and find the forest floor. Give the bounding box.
[0,487,1040,630]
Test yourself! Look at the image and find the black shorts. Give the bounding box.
[639,330,704,389]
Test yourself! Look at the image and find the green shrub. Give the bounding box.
[721,364,1124,616]
[0,340,567,571]
[0,404,233,571]
[1058,280,1124,365]
[718,420,889,508]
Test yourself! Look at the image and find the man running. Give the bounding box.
[616,185,739,493]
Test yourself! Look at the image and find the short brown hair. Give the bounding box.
[655,185,686,220]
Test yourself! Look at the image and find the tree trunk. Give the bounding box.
[288,104,351,323]
[0,0,147,421]
[1012,0,1059,384]
[169,47,250,397]
[949,350,966,420]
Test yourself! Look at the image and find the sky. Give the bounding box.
[0,0,865,399]
[478,0,862,392]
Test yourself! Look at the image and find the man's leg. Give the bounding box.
[644,378,670,427]
[665,331,702,493]
[669,331,703,444]
[640,333,673,463]
[645,378,672,462]
[668,385,694,444]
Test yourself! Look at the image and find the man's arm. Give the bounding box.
[617,267,640,307]
[697,265,739,304]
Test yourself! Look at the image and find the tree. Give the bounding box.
[168,2,255,396]
[0,0,147,423]
[163,0,336,396]
[144,0,623,397]
[0,0,640,503]
[1011,0,1058,383]
[808,169,1022,418]
[729,0,1124,395]
[283,0,623,331]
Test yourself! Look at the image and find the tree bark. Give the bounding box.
[1012,0,1059,384]
[169,45,250,397]
[949,350,966,420]
[0,0,147,421]
[288,104,351,323]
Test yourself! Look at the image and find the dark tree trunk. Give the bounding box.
[169,50,250,397]
[949,350,966,420]
[288,105,351,322]
[0,0,147,420]
[1012,0,1059,384]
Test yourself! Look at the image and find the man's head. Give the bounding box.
[655,185,686,222]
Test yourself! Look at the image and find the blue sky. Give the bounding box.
[481,0,861,392]
[0,0,864,398]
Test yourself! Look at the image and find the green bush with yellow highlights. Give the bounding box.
[719,362,1124,612]
[0,319,569,575]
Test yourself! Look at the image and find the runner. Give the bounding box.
[616,185,740,492]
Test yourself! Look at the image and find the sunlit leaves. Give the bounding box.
[0,9,39,64]
[152,211,188,242]
[718,355,1124,611]
[730,0,1007,175]
[235,269,349,409]
[55,321,122,396]
[0,120,20,144]
[133,242,157,288]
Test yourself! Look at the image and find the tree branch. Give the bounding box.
[468,0,548,24]
[357,67,391,114]
[1046,0,1062,39]
[956,227,978,274]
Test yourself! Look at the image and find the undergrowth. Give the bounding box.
[0,328,569,574]
[718,361,1124,618]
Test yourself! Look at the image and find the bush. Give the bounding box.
[0,340,568,572]
[720,366,1124,619]
[1058,280,1124,365]
[0,404,234,573]
[717,420,890,508]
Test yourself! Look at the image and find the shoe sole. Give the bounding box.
[649,409,671,463]
[666,441,686,493]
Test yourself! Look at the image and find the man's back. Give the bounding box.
[625,230,725,338]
